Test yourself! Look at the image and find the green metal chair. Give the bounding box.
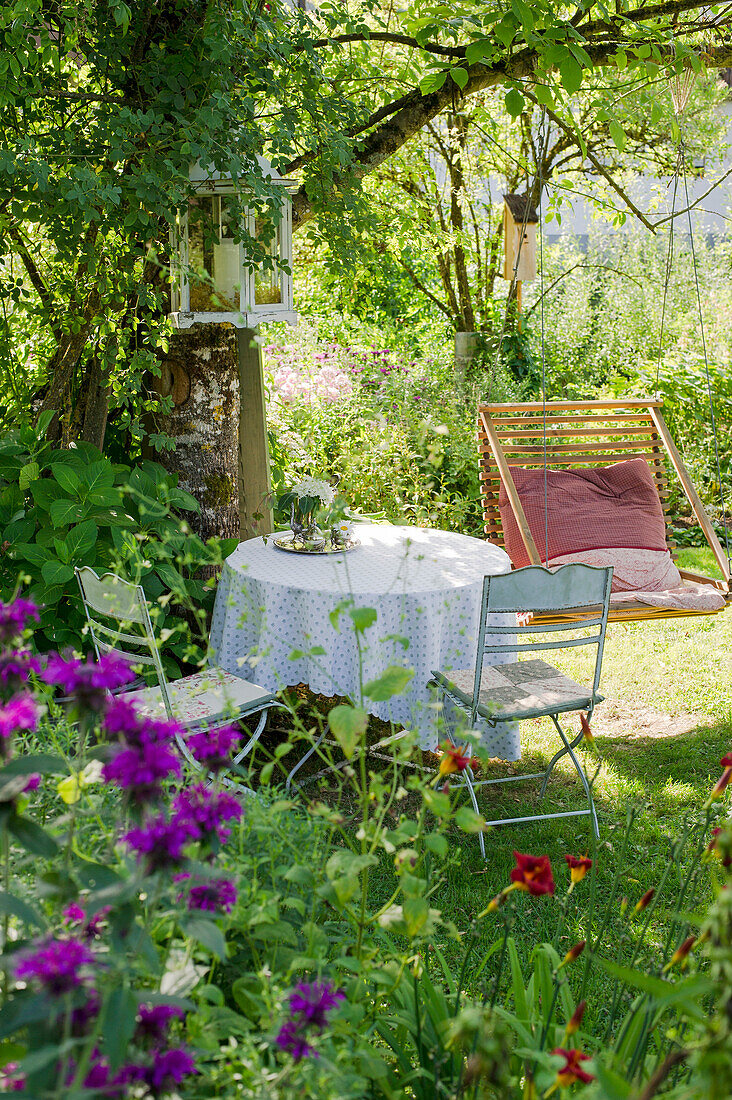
[431,563,613,855]
[75,566,288,792]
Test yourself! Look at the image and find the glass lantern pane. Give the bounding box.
[187,195,240,313]
[254,207,283,306]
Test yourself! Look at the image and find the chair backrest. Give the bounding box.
[471,563,613,723]
[477,399,676,559]
[75,566,174,717]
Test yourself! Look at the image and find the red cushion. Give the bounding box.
[498,459,668,568]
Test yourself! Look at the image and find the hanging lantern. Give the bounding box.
[169,155,298,329]
[502,193,538,283]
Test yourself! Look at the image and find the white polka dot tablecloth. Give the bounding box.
[209,524,520,755]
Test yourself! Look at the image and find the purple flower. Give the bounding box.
[14,937,96,996]
[0,650,40,693]
[64,903,111,940]
[22,773,40,792]
[45,652,133,712]
[146,1047,197,1093]
[136,1003,186,1045]
[172,784,242,844]
[179,876,238,914]
[275,1019,316,1061]
[102,740,181,802]
[124,815,193,872]
[0,598,39,644]
[103,697,183,749]
[288,981,345,1031]
[71,990,101,1036]
[275,979,345,1062]
[186,725,241,772]
[0,1062,25,1091]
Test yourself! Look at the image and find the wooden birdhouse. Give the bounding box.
[169,155,298,329]
[502,193,538,283]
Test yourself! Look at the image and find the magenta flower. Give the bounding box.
[0,694,39,739]
[275,1019,316,1061]
[136,1003,186,1045]
[0,598,39,644]
[45,652,133,711]
[64,903,111,940]
[14,937,96,996]
[102,740,181,802]
[0,650,41,693]
[0,1062,25,1091]
[146,1046,197,1092]
[124,815,193,872]
[275,979,345,1062]
[288,981,346,1030]
[172,784,242,844]
[178,876,237,914]
[186,725,242,772]
[103,697,184,749]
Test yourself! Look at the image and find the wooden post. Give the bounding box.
[237,327,273,541]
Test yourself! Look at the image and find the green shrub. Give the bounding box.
[0,416,233,667]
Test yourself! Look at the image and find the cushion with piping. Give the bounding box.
[498,458,668,569]
[549,547,682,593]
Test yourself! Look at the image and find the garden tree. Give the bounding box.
[1,0,731,538]
[321,71,728,353]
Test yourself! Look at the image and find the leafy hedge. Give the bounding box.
[0,417,234,668]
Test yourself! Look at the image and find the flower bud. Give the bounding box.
[560,941,586,969]
[667,935,695,971]
[634,888,655,915]
[580,713,594,743]
[708,767,732,804]
[565,999,587,1036]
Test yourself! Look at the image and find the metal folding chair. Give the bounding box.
[75,566,288,792]
[431,564,613,856]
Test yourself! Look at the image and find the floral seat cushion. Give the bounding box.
[431,659,601,723]
[121,667,275,728]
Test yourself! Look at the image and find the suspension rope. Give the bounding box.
[655,153,680,393]
[537,109,549,567]
[678,136,732,569]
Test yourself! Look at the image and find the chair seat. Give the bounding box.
[121,667,275,728]
[431,659,603,722]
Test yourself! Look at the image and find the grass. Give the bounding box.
[271,542,731,1032]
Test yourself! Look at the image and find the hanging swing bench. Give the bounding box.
[478,398,731,623]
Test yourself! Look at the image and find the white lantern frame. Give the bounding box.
[169,155,298,329]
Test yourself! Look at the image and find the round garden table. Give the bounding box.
[209,523,519,754]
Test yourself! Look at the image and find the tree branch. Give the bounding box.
[290,19,732,232]
[307,31,464,58]
[6,225,62,343]
[521,87,657,231]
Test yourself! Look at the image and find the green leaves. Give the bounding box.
[329,704,368,759]
[505,87,525,118]
[363,666,414,701]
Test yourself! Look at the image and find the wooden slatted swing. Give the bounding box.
[477,399,731,623]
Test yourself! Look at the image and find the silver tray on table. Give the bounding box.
[272,533,361,555]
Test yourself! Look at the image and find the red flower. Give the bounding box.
[438,743,477,777]
[565,855,592,885]
[551,1048,595,1087]
[580,713,594,743]
[720,753,732,767]
[510,852,555,896]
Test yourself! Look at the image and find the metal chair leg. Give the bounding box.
[550,716,599,840]
[285,727,328,793]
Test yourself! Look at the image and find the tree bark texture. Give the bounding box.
[154,327,240,541]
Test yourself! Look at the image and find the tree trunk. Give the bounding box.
[153,326,240,541]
